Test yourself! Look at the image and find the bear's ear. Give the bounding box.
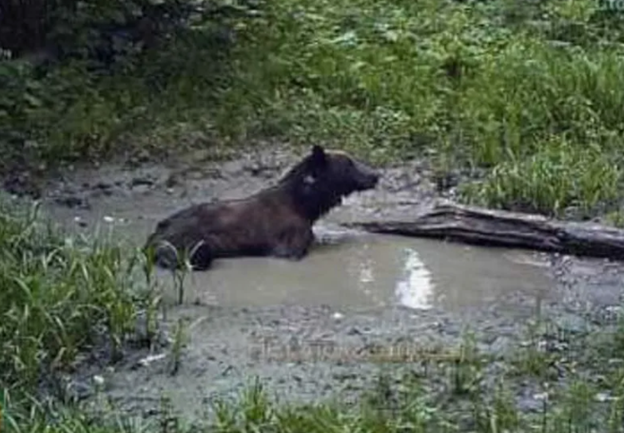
[310,145,327,168]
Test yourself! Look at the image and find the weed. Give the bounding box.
[511,320,559,380]
[450,331,485,397]
[472,380,520,433]
[0,196,143,393]
[459,136,623,218]
[172,246,196,306]
[168,318,187,376]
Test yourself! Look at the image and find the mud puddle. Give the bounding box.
[30,145,624,423]
[43,193,554,313]
[157,232,554,312]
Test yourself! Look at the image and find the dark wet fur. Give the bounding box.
[144,145,380,271]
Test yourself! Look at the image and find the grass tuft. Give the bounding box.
[0,195,143,393]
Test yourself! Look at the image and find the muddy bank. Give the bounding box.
[22,144,624,423]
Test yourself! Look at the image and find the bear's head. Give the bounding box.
[281,145,380,220]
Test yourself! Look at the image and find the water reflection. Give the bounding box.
[394,248,434,310]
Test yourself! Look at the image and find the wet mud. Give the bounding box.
[27,144,624,422]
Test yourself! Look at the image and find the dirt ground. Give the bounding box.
[16,143,624,425]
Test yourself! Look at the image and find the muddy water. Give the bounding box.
[147,231,553,312]
[43,193,554,313]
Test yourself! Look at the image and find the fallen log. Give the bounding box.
[340,200,624,260]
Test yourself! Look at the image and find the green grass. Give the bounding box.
[0,195,153,394]
[5,0,624,431]
[459,135,623,218]
[4,0,624,218]
[0,198,624,432]
[217,0,624,218]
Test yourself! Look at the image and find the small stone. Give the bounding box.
[55,196,87,208]
[138,353,167,367]
[555,314,588,335]
[130,177,154,188]
[67,380,92,400]
[347,327,361,336]
[489,336,513,354]
[595,392,613,402]
[93,182,112,191]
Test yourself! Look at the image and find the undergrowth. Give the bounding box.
[3,0,624,217]
[215,0,624,219]
[0,195,149,395]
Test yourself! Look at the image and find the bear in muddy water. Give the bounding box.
[144,145,380,270]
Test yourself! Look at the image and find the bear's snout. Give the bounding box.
[351,160,380,190]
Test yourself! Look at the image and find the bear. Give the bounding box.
[143,144,380,271]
